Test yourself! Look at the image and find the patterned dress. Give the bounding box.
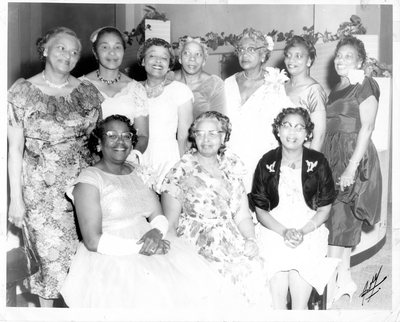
[161,149,271,307]
[321,76,382,246]
[7,79,103,298]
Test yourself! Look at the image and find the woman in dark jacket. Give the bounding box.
[251,107,339,310]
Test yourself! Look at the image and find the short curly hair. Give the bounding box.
[91,26,127,54]
[284,35,317,67]
[175,36,209,61]
[188,111,232,156]
[36,27,82,62]
[334,35,367,66]
[272,107,314,143]
[88,115,138,156]
[137,37,175,69]
[236,27,274,63]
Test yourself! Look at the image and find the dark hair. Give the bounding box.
[272,107,314,143]
[91,26,127,54]
[188,111,232,156]
[284,35,317,67]
[88,115,137,156]
[137,38,175,69]
[334,35,367,66]
[36,27,82,62]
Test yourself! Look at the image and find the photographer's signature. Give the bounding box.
[360,265,387,305]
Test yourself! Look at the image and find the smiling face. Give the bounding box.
[99,120,133,164]
[194,118,225,158]
[334,44,362,77]
[237,37,264,70]
[44,33,80,73]
[95,32,125,70]
[142,45,171,78]
[180,41,205,75]
[284,44,311,76]
[278,113,307,152]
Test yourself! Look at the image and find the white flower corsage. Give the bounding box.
[266,161,276,173]
[347,69,365,85]
[263,67,289,93]
[266,35,274,51]
[305,160,318,173]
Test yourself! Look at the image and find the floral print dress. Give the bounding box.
[162,149,271,307]
[7,79,103,298]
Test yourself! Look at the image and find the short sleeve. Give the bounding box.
[128,80,149,118]
[160,161,185,204]
[304,84,327,114]
[250,158,272,212]
[357,77,380,105]
[66,167,103,203]
[7,79,31,128]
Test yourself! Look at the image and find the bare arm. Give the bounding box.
[299,204,331,236]
[309,109,326,151]
[133,115,149,154]
[160,192,182,237]
[177,99,193,156]
[7,125,25,228]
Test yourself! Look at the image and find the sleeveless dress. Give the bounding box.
[143,81,193,192]
[191,75,227,119]
[161,150,272,308]
[61,165,236,309]
[321,76,382,246]
[7,79,103,298]
[225,72,294,192]
[256,166,340,295]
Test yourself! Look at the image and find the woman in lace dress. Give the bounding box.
[161,111,271,309]
[61,115,231,310]
[79,26,149,161]
[138,38,193,191]
[225,28,293,193]
[7,27,103,307]
[174,35,227,119]
[284,35,327,151]
[251,108,338,310]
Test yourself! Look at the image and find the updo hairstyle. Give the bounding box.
[90,26,127,54]
[175,35,209,61]
[284,35,317,67]
[334,35,367,66]
[137,37,175,70]
[236,27,274,63]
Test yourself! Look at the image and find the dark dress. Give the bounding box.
[322,76,382,247]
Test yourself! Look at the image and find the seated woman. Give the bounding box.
[161,111,271,308]
[174,35,227,119]
[60,115,230,309]
[251,107,339,310]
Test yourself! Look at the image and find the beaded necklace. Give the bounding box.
[96,70,121,85]
[243,69,262,81]
[42,71,70,89]
[144,77,167,98]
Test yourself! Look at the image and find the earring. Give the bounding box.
[43,52,47,57]
[96,145,101,152]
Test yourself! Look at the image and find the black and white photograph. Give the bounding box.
[2,1,399,321]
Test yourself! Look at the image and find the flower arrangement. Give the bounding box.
[123,5,169,45]
[363,57,392,78]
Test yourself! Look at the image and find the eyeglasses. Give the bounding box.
[236,46,264,55]
[193,130,225,139]
[280,122,306,132]
[103,131,134,142]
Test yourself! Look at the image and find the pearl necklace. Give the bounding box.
[243,70,262,81]
[42,71,70,89]
[145,77,167,98]
[96,70,121,85]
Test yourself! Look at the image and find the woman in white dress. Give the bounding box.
[251,108,339,309]
[61,115,233,310]
[225,28,293,193]
[80,26,149,160]
[138,38,193,192]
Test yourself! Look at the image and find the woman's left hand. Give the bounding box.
[243,239,259,258]
[137,228,163,256]
[284,228,303,248]
[339,166,357,191]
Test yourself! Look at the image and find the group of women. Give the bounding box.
[7,24,382,311]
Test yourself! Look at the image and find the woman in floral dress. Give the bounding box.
[7,27,103,307]
[161,111,271,309]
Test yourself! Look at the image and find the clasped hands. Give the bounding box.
[283,228,303,248]
[137,228,171,256]
[243,239,259,259]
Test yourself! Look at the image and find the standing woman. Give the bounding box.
[284,35,327,151]
[138,38,193,192]
[174,35,227,119]
[80,26,149,159]
[225,27,291,193]
[322,36,382,307]
[7,27,103,307]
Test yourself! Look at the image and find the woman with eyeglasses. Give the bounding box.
[161,111,272,309]
[251,107,339,310]
[224,28,289,193]
[60,114,231,309]
[137,38,193,192]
